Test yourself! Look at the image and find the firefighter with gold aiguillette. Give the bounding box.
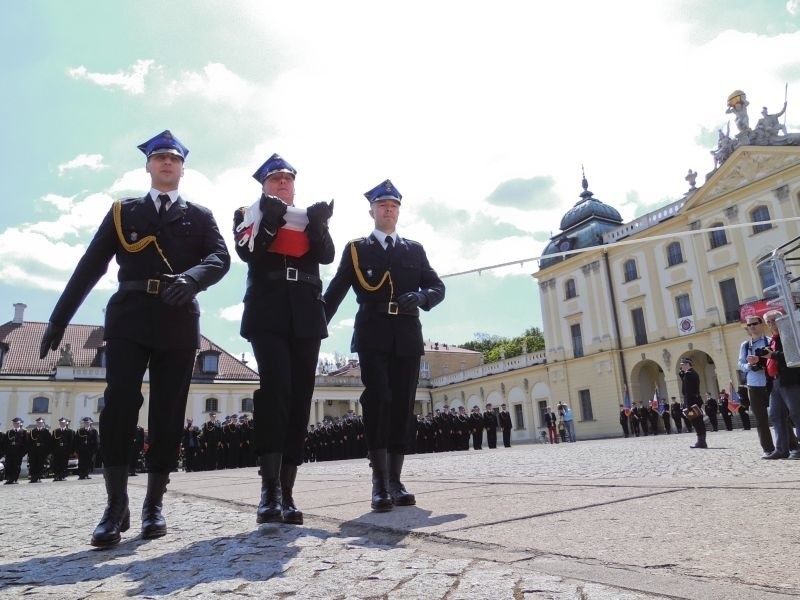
[323,179,445,512]
[39,130,230,548]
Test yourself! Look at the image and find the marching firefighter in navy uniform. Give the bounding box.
[28,417,52,483]
[39,130,230,547]
[76,417,99,479]
[51,417,75,481]
[233,153,335,525]
[4,418,28,484]
[323,179,445,512]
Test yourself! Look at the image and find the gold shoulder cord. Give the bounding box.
[113,200,173,272]
[349,241,394,299]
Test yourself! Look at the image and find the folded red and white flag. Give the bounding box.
[235,201,310,257]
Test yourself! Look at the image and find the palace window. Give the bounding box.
[565,278,577,299]
[751,206,772,234]
[579,389,594,421]
[631,308,648,346]
[675,294,692,318]
[623,259,638,282]
[571,323,584,358]
[709,224,728,249]
[241,397,254,413]
[719,278,741,323]
[31,396,50,413]
[667,242,684,266]
[205,397,219,413]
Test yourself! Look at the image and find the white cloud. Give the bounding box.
[219,303,244,321]
[58,154,107,175]
[788,1,799,16]
[165,63,255,110]
[40,193,76,212]
[68,59,154,94]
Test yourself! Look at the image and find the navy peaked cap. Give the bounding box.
[253,153,297,183]
[364,179,401,204]
[138,130,189,159]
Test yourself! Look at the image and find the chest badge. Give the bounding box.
[366,269,373,277]
[130,231,138,242]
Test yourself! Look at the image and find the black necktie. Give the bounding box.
[385,235,394,257]
[158,194,170,220]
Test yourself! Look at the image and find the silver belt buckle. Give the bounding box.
[286,267,299,281]
[146,279,161,294]
[388,302,399,315]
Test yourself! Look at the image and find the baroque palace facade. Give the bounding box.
[3,91,800,443]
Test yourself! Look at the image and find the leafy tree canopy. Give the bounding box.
[460,327,544,363]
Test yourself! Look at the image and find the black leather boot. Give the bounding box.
[368,449,393,512]
[141,473,170,539]
[256,453,282,524]
[387,453,416,506]
[280,463,303,525]
[91,466,130,548]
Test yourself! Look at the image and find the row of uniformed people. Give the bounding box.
[181,413,258,471]
[2,417,99,484]
[303,414,367,462]
[411,404,514,453]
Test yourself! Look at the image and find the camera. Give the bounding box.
[754,347,770,357]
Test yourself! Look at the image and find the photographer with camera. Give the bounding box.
[738,315,775,457]
[762,310,800,459]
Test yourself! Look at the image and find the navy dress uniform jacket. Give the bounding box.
[233,206,335,340]
[49,196,230,349]
[323,234,445,356]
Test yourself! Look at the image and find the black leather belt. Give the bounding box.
[118,279,170,295]
[264,268,321,287]
[361,302,419,317]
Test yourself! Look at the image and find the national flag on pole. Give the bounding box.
[651,387,660,411]
[623,385,631,416]
[728,381,741,413]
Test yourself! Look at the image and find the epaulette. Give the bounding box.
[348,237,367,244]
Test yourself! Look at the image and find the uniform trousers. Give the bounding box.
[358,351,420,454]
[747,385,775,453]
[251,332,320,466]
[101,338,195,473]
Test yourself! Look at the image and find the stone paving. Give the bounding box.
[1,428,798,599]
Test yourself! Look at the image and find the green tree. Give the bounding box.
[460,327,545,364]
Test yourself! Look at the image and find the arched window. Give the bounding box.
[667,242,684,266]
[205,397,219,413]
[751,206,772,234]
[564,278,577,299]
[31,396,50,413]
[623,259,638,282]
[241,397,254,413]
[708,224,728,249]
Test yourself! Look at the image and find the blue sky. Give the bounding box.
[2,0,799,365]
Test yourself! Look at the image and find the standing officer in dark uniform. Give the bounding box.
[234,153,334,525]
[323,179,445,512]
[182,418,200,472]
[199,412,221,470]
[718,390,734,431]
[469,405,484,449]
[28,417,51,483]
[39,130,230,547]
[4,418,28,484]
[499,404,513,448]
[483,403,499,448]
[51,417,75,481]
[661,401,672,434]
[705,394,719,432]
[76,417,99,479]
[670,398,683,433]
[679,357,707,448]
[618,405,630,437]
